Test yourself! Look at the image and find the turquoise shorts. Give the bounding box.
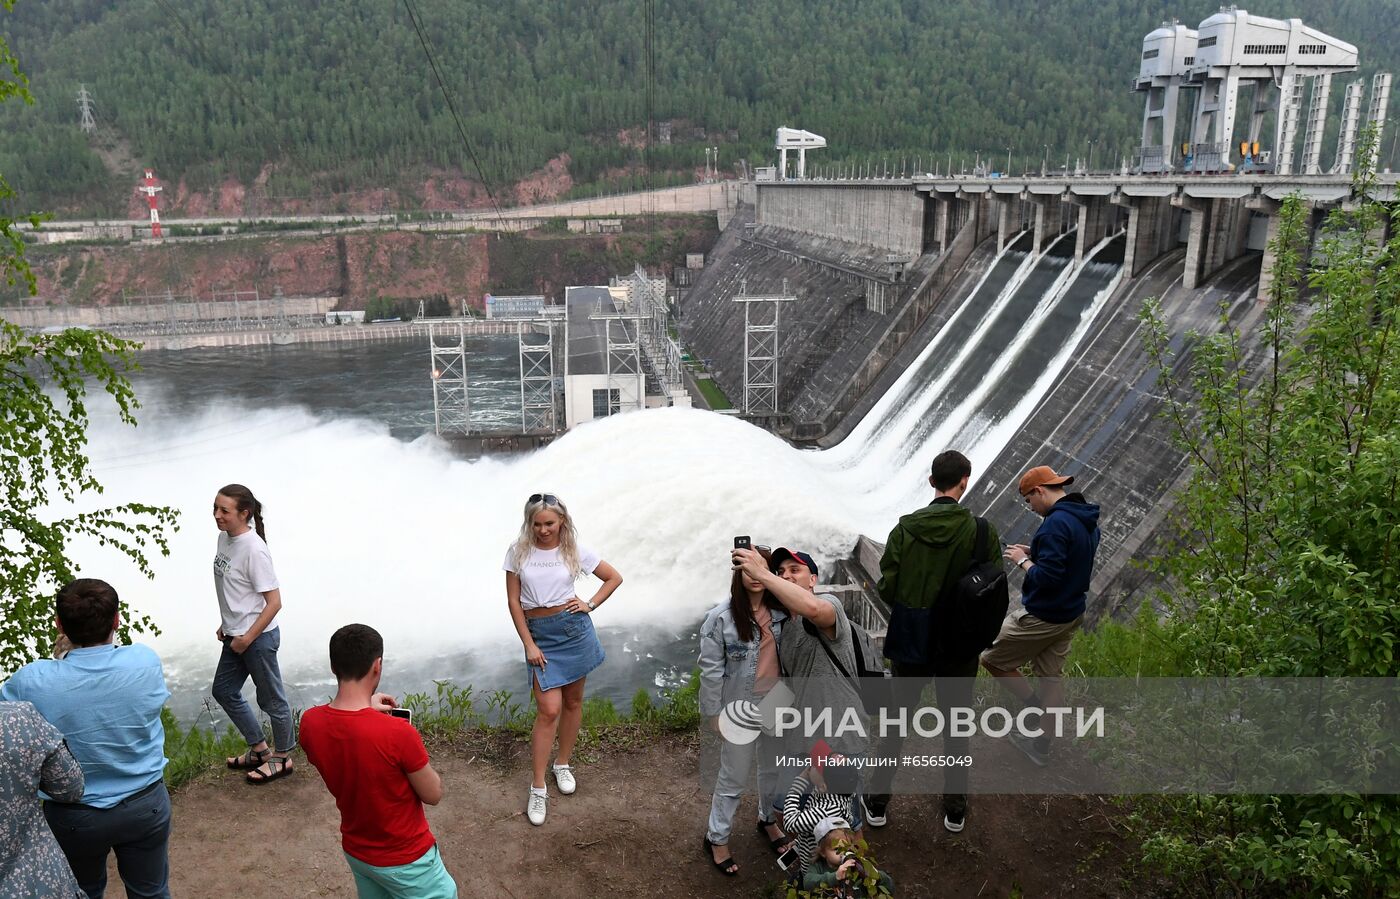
[344,844,457,899]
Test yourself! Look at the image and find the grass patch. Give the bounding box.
[398,671,703,764]
[159,672,703,787]
[693,375,732,410]
[1065,604,1177,678]
[162,705,245,791]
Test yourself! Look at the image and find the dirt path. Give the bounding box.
[101,734,1139,898]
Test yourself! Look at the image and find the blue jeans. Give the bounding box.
[706,734,782,845]
[211,627,296,752]
[44,781,172,899]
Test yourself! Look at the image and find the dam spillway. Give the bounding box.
[679,171,1380,620]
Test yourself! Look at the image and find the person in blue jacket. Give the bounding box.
[981,465,1100,766]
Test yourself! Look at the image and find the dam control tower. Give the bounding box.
[1135,8,1373,174]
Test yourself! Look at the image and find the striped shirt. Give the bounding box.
[782,772,856,869]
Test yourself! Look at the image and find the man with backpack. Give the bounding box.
[868,450,1005,834]
[982,465,1100,768]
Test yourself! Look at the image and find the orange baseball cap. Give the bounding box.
[1019,465,1074,496]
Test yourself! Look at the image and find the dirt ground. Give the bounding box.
[100,733,1143,899]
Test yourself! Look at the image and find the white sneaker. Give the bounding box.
[552,764,577,795]
[526,790,547,826]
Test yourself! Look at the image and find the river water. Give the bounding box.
[63,234,1122,722]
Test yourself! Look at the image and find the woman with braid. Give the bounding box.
[212,483,296,784]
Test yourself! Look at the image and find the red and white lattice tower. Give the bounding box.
[137,169,163,238]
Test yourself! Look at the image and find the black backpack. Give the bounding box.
[938,517,1010,656]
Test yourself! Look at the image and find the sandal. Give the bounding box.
[702,837,739,876]
[226,747,270,771]
[757,819,794,855]
[246,754,294,785]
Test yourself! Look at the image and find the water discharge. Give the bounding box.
[60,234,1124,709]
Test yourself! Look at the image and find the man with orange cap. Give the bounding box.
[980,465,1100,766]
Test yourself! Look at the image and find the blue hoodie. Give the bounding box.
[1022,493,1101,623]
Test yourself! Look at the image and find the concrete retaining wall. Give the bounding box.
[3,296,336,329]
[460,182,740,222]
[755,183,925,256]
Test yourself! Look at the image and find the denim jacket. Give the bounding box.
[698,599,788,718]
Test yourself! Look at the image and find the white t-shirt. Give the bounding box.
[503,544,601,610]
[213,530,280,636]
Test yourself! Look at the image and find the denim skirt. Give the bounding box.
[525,610,605,692]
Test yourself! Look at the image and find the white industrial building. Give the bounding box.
[1135,8,1389,174]
[485,294,547,320]
[561,278,690,430]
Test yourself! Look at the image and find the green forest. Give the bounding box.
[1,0,1399,214]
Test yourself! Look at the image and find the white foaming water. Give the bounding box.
[63,235,1123,687]
[820,239,1038,469]
[70,400,870,677]
[942,245,1126,477]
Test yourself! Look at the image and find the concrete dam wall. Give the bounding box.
[755,182,926,257]
[681,177,1326,621]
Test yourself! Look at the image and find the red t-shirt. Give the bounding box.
[300,705,436,866]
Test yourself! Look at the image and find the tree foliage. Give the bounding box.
[1,0,1397,214]
[1,2,179,676]
[1128,131,1400,897]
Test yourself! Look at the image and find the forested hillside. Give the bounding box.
[2,0,1398,214]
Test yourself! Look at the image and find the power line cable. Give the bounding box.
[646,0,656,213]
[399,0,505,226]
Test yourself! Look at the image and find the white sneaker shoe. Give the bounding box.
[526,790,547,826]
[552,764,576,795]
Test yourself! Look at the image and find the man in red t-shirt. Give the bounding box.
[300,624,457,898]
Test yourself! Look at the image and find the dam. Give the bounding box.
[679,8,1398,622]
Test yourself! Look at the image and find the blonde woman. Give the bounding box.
[504,493,622,826]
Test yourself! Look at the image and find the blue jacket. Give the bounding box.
[698,600,788,718]
[1022,493,1101,623]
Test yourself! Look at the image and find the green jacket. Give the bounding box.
[801,857,895,896]
[877,498,1000,611]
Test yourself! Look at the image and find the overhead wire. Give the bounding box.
[399,0,506,228]
[645,0,656,215]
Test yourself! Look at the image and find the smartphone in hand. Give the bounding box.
[389,707,413,724]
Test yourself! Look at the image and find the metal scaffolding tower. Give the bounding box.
[77,84,96,133]
[732,279,794,416]
[518,319,557,433]
[429,322,471,436]
[620,264,683,398]
[589,310,646,416]
[272,285,288,328]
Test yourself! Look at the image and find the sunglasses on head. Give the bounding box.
[528,493,560,506]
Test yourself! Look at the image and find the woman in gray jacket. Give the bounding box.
[699,546,794,876]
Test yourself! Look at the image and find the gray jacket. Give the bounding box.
[698,599,789,717]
